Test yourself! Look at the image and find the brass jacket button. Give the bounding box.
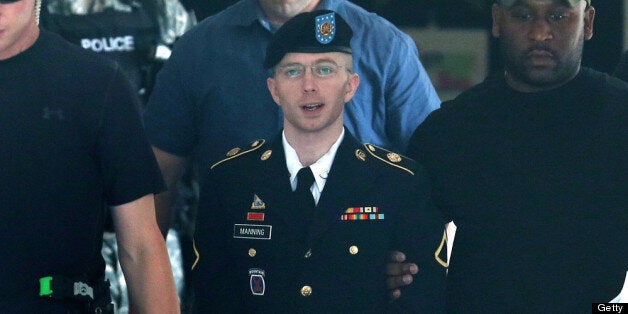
[300,285,312,297]
[349,245,359,255]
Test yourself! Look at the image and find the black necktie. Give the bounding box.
[295,167,316,209]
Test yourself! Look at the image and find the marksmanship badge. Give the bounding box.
[315,12,336,44]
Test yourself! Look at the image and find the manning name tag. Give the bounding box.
[234,224,272,240]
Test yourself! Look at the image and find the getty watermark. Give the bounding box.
[593,303,626,313]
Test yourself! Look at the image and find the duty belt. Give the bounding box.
[38,275,113,313]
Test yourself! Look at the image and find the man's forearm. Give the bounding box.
[119,228,180,313]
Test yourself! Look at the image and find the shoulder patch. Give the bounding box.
[210,139,266,170]
[362,143,415,175]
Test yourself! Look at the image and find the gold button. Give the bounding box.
[300,285,312,297]
[260,150,272,161]
[349,245,359,255]
[248,248,256,257]
[304,249,312,258]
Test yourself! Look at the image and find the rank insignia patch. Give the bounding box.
[249,268,266,296]
[434,229,448,268]
[251,194,266,210]
[315,12,336,44]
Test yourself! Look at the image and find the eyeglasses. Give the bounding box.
[276,63,350,80]
[0,0,22,4]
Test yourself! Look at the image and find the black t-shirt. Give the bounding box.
[614,50,628,82]
[408,68,627,313]
[0,30,164,311]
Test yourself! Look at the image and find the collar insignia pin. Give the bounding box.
[355,149,366,161]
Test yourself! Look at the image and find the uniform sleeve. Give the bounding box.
[99,67,165,206]
[388,168,446,313]
[383,33,440,152]
[406,110,458,223]
[191,168,242,312]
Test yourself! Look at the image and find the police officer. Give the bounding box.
[190,10,446,313]
[0,0,179,312]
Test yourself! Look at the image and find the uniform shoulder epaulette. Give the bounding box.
[362,143,416,176]
[210,139,266,170]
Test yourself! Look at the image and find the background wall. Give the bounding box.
[356,0,626,99]
[180,0,626,99]
[580,0,624,74]
[625,0,628,48]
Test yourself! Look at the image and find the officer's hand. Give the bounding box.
[386,251,418,301]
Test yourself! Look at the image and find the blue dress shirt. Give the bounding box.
[144,0,440,167]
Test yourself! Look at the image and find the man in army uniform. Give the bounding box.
[190,10,446,313]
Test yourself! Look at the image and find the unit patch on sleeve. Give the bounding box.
[249,268,266,296]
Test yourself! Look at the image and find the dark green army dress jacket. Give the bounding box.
[192,130,446,313]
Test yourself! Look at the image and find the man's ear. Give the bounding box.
[583,5,595,41]
[343,73,360,104]
[267,77,281,106]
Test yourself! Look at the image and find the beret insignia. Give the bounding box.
[315,12,336,44]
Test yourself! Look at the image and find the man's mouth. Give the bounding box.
[525,49,556,67]
[528,49,553,58]
[302,103,323,111]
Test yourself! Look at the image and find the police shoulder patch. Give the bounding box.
[210,139,266,170]
[362,143,415,175]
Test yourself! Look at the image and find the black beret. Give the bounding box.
[264,10,353,69]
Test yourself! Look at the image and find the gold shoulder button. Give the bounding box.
[362,143,415,175]
[210,139,266,169]
[226,147,241,157]
[260,150,272,161]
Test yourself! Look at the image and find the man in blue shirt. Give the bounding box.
[143,0,439,298]
[145,0,438,170]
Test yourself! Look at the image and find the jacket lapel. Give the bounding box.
[255,133,309,235]
[309,133,379,240]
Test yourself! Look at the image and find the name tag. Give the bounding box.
[234,224,272,240]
